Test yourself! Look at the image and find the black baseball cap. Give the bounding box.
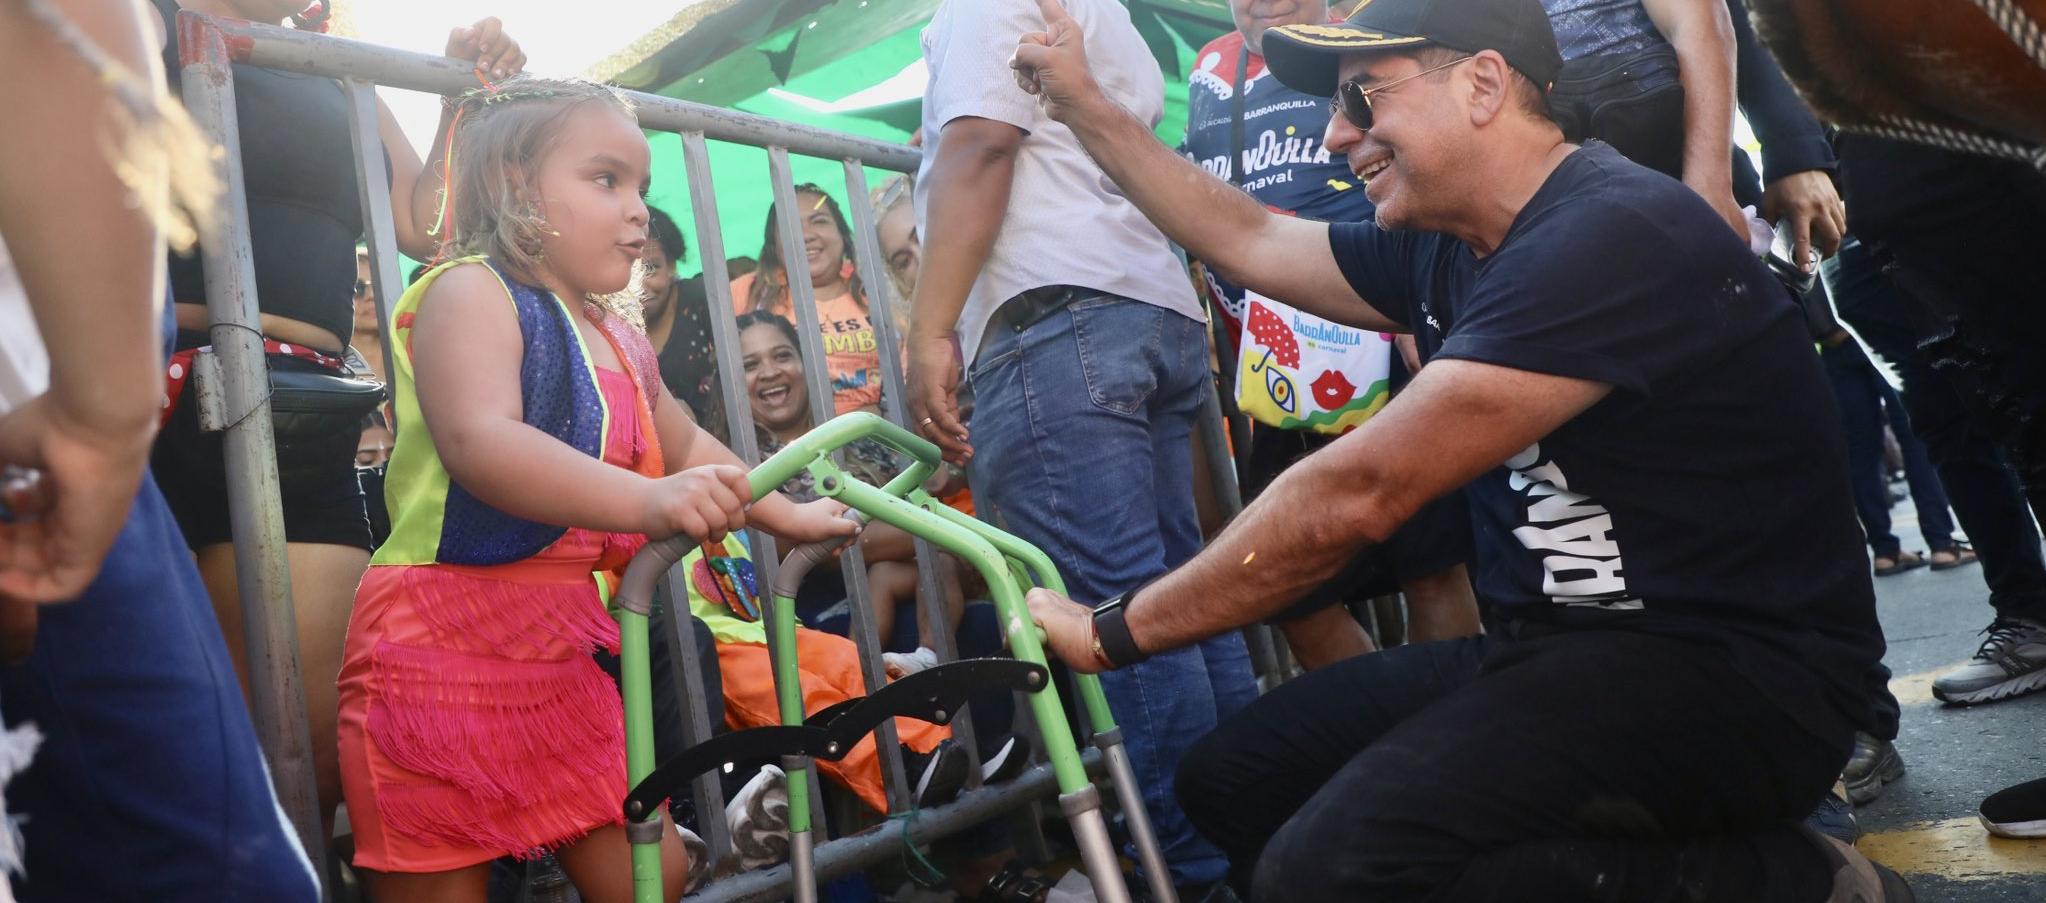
[1263,0,1564,99]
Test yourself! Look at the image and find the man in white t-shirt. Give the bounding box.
[905,0,1258,895]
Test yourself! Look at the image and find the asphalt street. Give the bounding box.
[1853,499,2046,902]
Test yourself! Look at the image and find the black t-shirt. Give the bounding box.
[654,276,721,428]
[1330,142,1884,742]
[156,0,376,347]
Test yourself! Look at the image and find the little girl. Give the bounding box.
[335,77,854,903]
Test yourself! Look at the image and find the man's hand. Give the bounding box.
[906,331,972,466]
[1025,587,1107,674]
[1011,0,1103,124]
[1761,169,1846,270]
[445,16,526,81]
[0,396,153,605]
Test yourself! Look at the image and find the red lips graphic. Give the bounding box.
[1311,369,1356,409]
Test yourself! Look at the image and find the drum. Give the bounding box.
[1745,0,2046,166]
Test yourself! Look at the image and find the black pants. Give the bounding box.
[1827,238,2046,625]
[1176,629,1848,902]
[1547,45,1685,180]
[1865,178,2046,529]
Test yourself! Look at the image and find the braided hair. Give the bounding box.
[435,75,648,328]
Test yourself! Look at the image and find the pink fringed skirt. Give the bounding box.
[338,549,633,873]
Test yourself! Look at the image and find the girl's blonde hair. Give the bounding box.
[870,174,915,301]
[440,76,647,325]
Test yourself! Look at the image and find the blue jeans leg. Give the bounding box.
[1878,379,1959,547]
[1,474,319,902]
[969,295,1254,886]
[1823,341,1902,558]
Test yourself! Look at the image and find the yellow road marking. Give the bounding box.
[1860,817,2046,880]
[1888,665,1961,707]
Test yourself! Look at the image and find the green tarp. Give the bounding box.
[637,5,1230,281]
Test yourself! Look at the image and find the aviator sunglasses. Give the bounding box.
[1330,55,1474,131]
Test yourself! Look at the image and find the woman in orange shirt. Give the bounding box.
[730,185,882,416]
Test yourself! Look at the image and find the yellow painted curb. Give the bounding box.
[1860,817,2046,881]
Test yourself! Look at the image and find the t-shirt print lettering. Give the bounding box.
[1504,442,1639,609]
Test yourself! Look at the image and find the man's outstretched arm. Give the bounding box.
[1027,358,1610,670]
[1011,0,1399,332]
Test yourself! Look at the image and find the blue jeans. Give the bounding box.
[1820,338,1958,558]
[968,292,1257,886]
[1,474,318,902]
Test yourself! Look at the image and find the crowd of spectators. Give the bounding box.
[4,0,2045,902]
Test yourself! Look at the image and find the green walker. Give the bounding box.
[610,413,1176,903]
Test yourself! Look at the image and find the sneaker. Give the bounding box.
[1126,873,1242,903]
[1842,733,1906,804]
[903,739,969,808]
[980,733,1031,784]
[725,765,790,871]
[675,824,712,894]
[1806,827,1915,902]
[1805,783,1861,844]
[1980,776,2046,839]
[1930,617,2046,705]
[883,646,941,681]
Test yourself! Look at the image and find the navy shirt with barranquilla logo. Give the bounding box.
[1180,29,1375,347]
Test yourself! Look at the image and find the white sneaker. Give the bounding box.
[1931,617,2046,705]
[724,765,789,871]
[883,646,941,680]
[675,824,711,894]
[979,733,1030,784]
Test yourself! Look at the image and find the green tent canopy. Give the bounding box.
[609,0,1235,282]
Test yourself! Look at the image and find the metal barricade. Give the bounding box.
[175,12,1274,899]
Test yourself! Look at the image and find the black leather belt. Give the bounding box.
[979,285,1087,358]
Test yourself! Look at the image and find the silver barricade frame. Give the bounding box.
[176,11,1271,898]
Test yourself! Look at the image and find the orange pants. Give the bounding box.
[715,628,950,813]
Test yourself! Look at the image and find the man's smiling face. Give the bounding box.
[1322,50,1471,232]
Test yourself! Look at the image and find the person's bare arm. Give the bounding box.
[1641,0,1744,237]
[0,0,176,605]
[379,96,440,261]
[1010,0,1398,331]
[648,380,858,544]
[385,18,526,260]
[410,264,753,540]
[905,115,1021,463]
[1027,359,1611,669]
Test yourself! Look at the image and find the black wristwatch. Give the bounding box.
[1093,576,1161,669]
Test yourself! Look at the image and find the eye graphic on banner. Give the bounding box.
[1266,363,1296,413]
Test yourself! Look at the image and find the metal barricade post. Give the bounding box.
[177,15,329,882]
